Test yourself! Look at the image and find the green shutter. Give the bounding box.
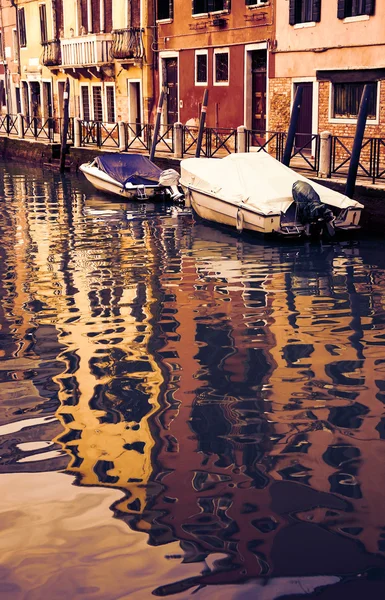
[337,0,345,19]
[289,0,296,25]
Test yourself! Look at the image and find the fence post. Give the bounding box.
[318,131,332,178]
[17,113,24,139]
[96,122,102,148]
[73,117,81,148]
[173,122,183,158]
[118,121,126,151]
[237,126,246,153]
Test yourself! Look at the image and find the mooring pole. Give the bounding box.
[282,85,303,167]
[60,77,70,173]
[345,84,372,198]
[149,90,164,162]
[195,89,209,158]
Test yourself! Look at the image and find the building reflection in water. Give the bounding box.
[1,163,385,595]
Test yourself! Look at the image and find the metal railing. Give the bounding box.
[22,116,55,141]
[331,136,376,182]
[246,130,285,161]
[110,28,144,60]
[42,39,61,66]
[0,114,19,136]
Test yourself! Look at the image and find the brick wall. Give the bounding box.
[269,78,291,133]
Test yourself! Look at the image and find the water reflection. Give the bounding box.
[1,161,385,597]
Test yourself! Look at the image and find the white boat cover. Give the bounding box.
[180,152,363,215]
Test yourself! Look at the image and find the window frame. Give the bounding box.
[195,49,208,86]
[192,0,229,17]
[91,83,104,122]
[213,47,229,86]
[80,84,91,122]
[157,0,174,22]
[245,0,269,7]
[289,0,321,26]
[329,80,380,125]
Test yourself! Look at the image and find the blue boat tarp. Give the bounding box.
[95,154,162,187]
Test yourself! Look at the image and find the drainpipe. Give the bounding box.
[142,0,154,124]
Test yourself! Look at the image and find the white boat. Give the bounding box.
[180,152,364,237]
[80,153,183,201]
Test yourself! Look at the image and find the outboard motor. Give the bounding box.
[292,180,335,236]
[159,169,184,203]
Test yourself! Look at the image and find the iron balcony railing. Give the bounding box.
[61,34,113,67]
[110,28,144,60]
[42,40,61,67]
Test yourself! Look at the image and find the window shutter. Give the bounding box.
[313,0,321,22]
[365,0,375,15]
[337,0,345,19]
[169,0,174,19]
[289,0,296,25]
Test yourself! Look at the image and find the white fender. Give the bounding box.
[236,207,244,232]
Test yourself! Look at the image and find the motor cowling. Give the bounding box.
[293,181,334,232]
[158,169,184,202]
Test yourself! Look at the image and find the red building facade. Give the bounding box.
[154,0,275,130]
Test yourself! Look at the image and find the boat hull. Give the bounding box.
[80,164,165,200]
[185,186,362,238]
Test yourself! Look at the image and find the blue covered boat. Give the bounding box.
[80,153,182,201]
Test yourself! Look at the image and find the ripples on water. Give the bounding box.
[1,161,385,599]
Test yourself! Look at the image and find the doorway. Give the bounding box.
[128,81,142,137]
[294,82,313,154]
[251,50,267,137]
[163,57,178,125]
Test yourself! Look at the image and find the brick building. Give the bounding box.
[272,0,383,148]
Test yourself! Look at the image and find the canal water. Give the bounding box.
[0,160,385,600]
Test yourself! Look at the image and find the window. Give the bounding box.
[92,85,103,121]
[245,0,269,6]
[195,50,208,86]
[105,85,116,123]
[214,48,229,85]
[332,82,377,119]
[337,0,375,18]
[289,0,321,25]
[18,8,27,48]
[192,0,229,16]
[81,86,90,121]
[39,4,48,43]
[157,0,173,20]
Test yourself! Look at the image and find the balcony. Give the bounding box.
[60,33,113,68]
[110,28,144,60]
[42,40,61,67]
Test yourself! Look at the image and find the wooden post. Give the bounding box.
[282,85,303,167]
[195,89,208,158]
[345,84,372,198]
[149,90,164,162]
[60,77,70,173]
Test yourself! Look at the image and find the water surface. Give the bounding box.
[0,161,385,599]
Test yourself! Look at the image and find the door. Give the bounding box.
[128,81,141,137]
[164,58,178,125]
[30,82,41,119]
[251,50,267,143]
[295,82,313,153]
[42,81,52,119]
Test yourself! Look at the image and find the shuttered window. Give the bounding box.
[333,82,377,119]
[337,0,375,19]
[157,0,173,20]
[39,4,48,44]
[105,86,116,123]
[289,0,321,25]
[18,8,27,47]
[81,86,90,121]
[92,86,103,121]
